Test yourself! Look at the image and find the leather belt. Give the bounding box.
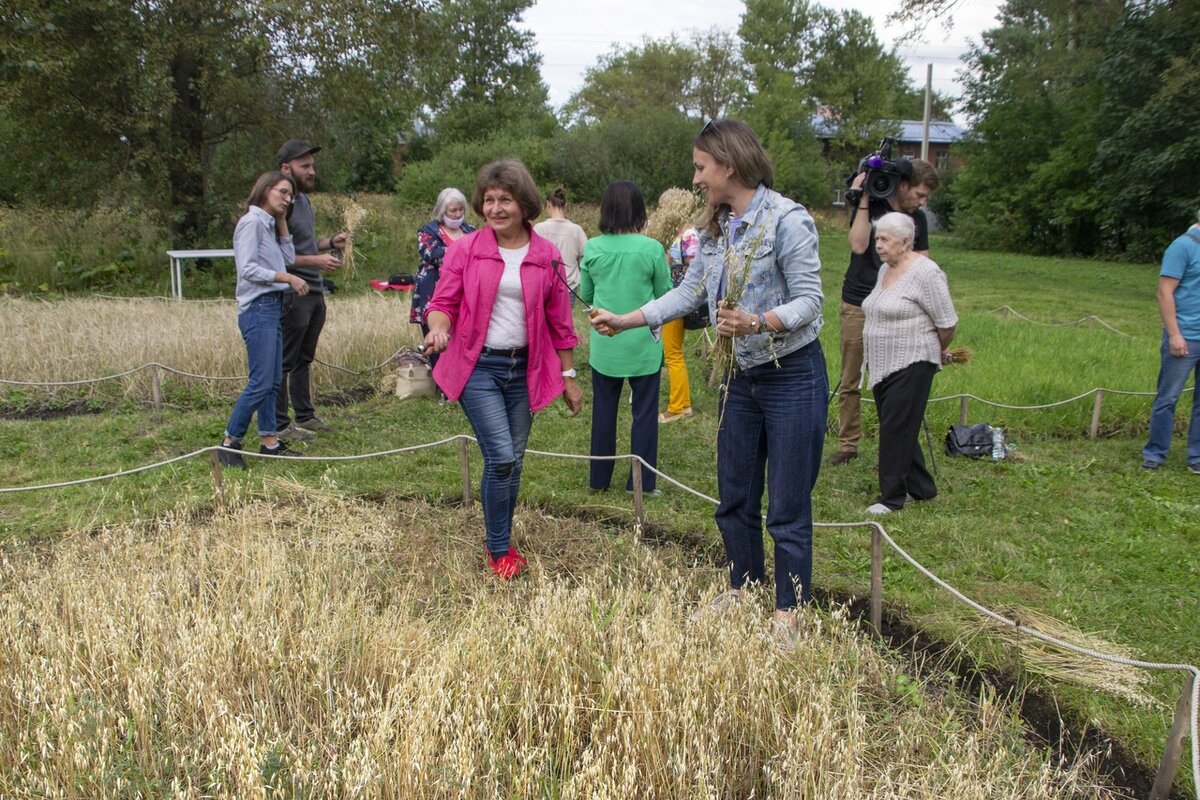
[480,345,529,358]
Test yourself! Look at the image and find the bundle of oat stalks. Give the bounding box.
[987,605,1158,707]
[645,188,702,248]
[946,346,974,364]
[337,196,369,278]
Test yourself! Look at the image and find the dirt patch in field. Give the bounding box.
[0,399,108,421]
[0,384,378,421]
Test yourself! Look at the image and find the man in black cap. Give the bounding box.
[275,138,347,441]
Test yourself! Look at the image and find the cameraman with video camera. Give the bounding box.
[828,142,939,467]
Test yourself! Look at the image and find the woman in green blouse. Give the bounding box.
[580,181,673,494]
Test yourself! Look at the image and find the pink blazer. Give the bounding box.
[426,224,579,412]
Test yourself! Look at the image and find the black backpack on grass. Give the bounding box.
[944,423,993,458]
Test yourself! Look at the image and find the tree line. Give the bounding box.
[2,0,1196,259]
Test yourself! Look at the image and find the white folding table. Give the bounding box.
[166,249,236,299]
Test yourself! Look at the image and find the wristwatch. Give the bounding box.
[561,368,577,379]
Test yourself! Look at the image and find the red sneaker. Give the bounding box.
[488,551,523,580]
[507,547,527,567]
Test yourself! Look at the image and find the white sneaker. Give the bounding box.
[771,610,800,649]
[866,503,892,515]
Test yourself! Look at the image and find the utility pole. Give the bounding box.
[921,63,932,162]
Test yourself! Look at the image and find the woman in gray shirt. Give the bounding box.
[862,212,958,515]
[218,171,310,469]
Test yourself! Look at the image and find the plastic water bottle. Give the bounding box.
[991,427,1005,461]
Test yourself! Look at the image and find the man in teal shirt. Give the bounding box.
[1142,210,1200,473]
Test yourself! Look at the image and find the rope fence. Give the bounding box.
[861,386,1194,438]
[0,435,1194,797]
[987,305,1134,337]
[3,356,1194,438]
[0,354,405,399]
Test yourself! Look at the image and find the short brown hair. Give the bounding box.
[908,158,940,192]
[693,119,774,237]
[245,170,294,211]
[471,160,542,222]
[694,119,774,192]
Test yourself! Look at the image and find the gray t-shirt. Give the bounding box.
[285,193,324,294]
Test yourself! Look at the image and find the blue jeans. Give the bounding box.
[716,340,828,609]
[1142,330,1200,466]
[459,353,534,555]
[225,293,283,440]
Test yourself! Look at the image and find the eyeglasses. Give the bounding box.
[273,187,293,198]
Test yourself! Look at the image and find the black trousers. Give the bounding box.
[276,291,326,429]
[872,361,937,510]
[589,368,660,492]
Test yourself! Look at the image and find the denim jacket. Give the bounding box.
[640,185,824,369]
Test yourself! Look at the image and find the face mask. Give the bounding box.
[442,215,464,230]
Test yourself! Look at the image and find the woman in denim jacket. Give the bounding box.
[589,119,827,643]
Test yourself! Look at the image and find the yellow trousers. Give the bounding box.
[661,317,692,414]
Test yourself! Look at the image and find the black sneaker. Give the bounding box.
[294,415,333,433]
[826,450,858,466]
[217,440,246,469]
[1141,459,1162,471]
[259,441,300,458]
[277,424,315,443]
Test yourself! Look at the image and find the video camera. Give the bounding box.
[845,137,911,205]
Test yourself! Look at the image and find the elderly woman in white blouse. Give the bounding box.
[862,211,958,515]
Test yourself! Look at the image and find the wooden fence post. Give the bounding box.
[458,437,472,505]
[1089,389,1104,439]
[958,395,969,426]
[150,364,163,410]
[630,458,645,535]
[870,524,883,635]
[1149,670,1195,800]
[209,450,225,506]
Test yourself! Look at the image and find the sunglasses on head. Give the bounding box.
[700,119,717,136]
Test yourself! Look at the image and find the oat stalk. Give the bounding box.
[707,211,775,387]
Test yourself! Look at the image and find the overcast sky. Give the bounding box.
[522,0,1004,125]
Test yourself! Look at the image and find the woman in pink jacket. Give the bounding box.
[423,160,584,579]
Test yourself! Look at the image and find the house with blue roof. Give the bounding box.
[810,113,965,173]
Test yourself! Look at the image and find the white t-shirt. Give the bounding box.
[485,245,530,349]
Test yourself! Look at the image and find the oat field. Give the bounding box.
[0,294,420,405]
[0,489,1117,798]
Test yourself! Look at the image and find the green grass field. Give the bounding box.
[0,227,1196,796]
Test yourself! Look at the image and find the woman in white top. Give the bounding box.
[862,211,958,515]
[532,187,588,308]
[422,161,584,581]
